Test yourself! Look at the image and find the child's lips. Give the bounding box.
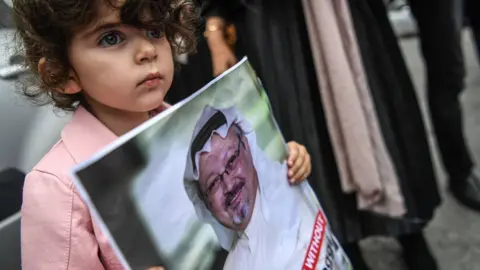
[141,78,161,88]
[138,72,163,88]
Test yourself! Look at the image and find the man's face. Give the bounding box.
[198,126,258,231]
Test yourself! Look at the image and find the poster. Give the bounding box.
[71,58,352,270]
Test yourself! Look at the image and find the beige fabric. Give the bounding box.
[302,0,405,217]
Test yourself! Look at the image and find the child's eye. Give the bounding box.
[146,28,163,39]
[98,32,124,47]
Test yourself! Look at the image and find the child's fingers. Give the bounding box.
[292,154,310,182]
[288,150,305,178]
[300,159,312,181]
[290,154,311,184]
[287,142,299,166]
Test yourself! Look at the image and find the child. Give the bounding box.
[13,0,313,269]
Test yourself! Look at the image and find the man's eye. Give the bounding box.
[146,28,163,39]
[227,153,239,170]
[99,32,124,47]
[208,177,220,192]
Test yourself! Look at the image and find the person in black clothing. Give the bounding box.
[465,0,480,63]
[0,168,25,222]
[195,0,442,269]
[408,0,480,211]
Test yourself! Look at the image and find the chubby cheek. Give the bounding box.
[91,67,131,91]
[87,71,134,107]
[159,44,174,89]
[70,53,134,103]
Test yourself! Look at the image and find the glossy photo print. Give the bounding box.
[72,58,352,270]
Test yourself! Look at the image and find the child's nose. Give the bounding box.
[135,38,157,64]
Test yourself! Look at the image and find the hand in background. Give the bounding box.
[211,41,237,76]
[205,17,238,77]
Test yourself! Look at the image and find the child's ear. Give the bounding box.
[38,57,81,94]
[64,70,82,95]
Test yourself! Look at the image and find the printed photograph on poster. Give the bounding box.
[71,58,352,270]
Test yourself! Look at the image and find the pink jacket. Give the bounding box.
[21,106,123,270]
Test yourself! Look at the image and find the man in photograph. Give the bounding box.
[183,105,351,270]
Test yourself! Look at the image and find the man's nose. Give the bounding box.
[222,173,236,193]
[135,37,157,64]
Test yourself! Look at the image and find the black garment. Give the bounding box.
[166,28,215,104]
[0,168,25,221]
[344,0,441,240]
[466,0,480,63]
[399,232,438,270]
[408,0,473,181]
[198,0,440,244]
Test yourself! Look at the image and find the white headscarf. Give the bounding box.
[183,105,284,251]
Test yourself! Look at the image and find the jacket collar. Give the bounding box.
[61,106,118,164]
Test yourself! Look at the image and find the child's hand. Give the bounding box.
[287,141,311,184]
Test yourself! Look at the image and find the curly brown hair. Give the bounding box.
[12,0,200,111]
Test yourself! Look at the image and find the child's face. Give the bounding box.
[67,3,173,113]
